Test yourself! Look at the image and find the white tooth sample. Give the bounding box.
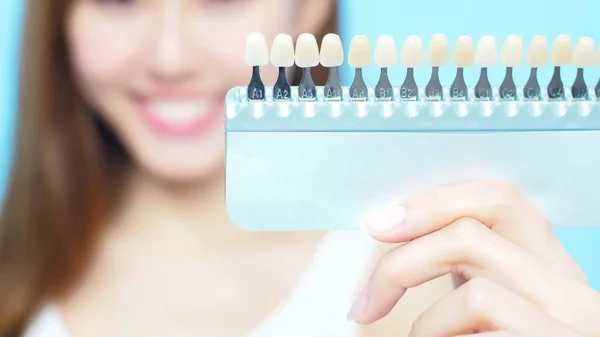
[295,33,320,68]
[526,35,548,68]
[245,32,269,66]
[500,34,523,67]
[452,35,475,67]
[573,37,595,68]
[550,34,573,66]
[270,33,294,67]
[475,35,498,67]
[150,101,208,124]
[348,35,372,68]
[374,35,398,67]
[401,35,423,68]
[320,33,344,67]
[427,33,449,66]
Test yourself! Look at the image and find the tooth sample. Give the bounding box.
[295,33,320,100]
[450,35,474,100]
[425,34,449,100]
[524,35,548,100]
[548,34,573,99]
[571,37,594,99]
[270,34,294,101]
[499,34,523,100]
[596,45,600,99]
[400,35,423,100]
[245,32,269,100]
[320,33,344,100]
[474,35,497,100]
[348,35,372,100]
[374,35,397,100]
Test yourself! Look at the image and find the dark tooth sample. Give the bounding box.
[247,66,265,101]
[596,78,600,99]
[375,68,393,100]
[474,68,492,100]
[425,67,443,100]
[523,68,541,100]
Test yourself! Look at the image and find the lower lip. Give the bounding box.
[138,101,224,137]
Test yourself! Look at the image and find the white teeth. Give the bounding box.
[374,34,398,68]
[500,34,523,67]
[452,35,475,67]
[427,33,449,66]
[245,32,269,66]
[526,35,548,68]
[550,34,572,66]
[573,37,595,68]
[401,35,423,68]
[270,34,294,67]
[295,33,320,68]
[348,35,372,68]
[475,35,498,67]
[320,33,344,67]
[148,101,208,124]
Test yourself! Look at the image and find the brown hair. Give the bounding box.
[0,1,128,335]
[0,1,337,336]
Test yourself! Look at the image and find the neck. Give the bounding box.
[110,166,244,246]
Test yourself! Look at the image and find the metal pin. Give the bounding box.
[499,67,517,100]
[474,68,492,100]
[298,67,316,101]
[375,68,393,100]
[523,68,541,100]
[425,67,443,100]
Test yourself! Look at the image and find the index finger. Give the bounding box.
[360,180,587,283]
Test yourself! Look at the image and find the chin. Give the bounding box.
[133,141,226,187]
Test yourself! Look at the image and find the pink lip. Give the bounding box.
[136,98,224,137]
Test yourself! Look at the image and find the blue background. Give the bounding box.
[338,0,600,289]
[1,0,598,289]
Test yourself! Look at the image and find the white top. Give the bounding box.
[24,231,380,337]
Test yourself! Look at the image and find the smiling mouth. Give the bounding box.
[139,98,223,136]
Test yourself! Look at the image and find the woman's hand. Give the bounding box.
[348,181,600,337]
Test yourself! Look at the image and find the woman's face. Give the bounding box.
[67,0,329,183]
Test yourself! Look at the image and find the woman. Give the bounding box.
[0,0,599,336]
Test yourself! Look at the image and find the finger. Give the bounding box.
[409,278,582,337]
[349,218,594,328]
[361,180,587,283]
[455,332,522,337]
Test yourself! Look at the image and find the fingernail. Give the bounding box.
[361,206,406,234]
[347,287,369,322]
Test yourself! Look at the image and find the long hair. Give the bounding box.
[0,1,128,335]
[0,1,336,335]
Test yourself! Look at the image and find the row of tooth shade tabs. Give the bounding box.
[245,33,600,101]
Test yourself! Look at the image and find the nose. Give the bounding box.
[147,3,195,82]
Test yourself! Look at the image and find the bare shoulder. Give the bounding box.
[360,243,454,337]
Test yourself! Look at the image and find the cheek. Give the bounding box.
[67,4,149,85]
